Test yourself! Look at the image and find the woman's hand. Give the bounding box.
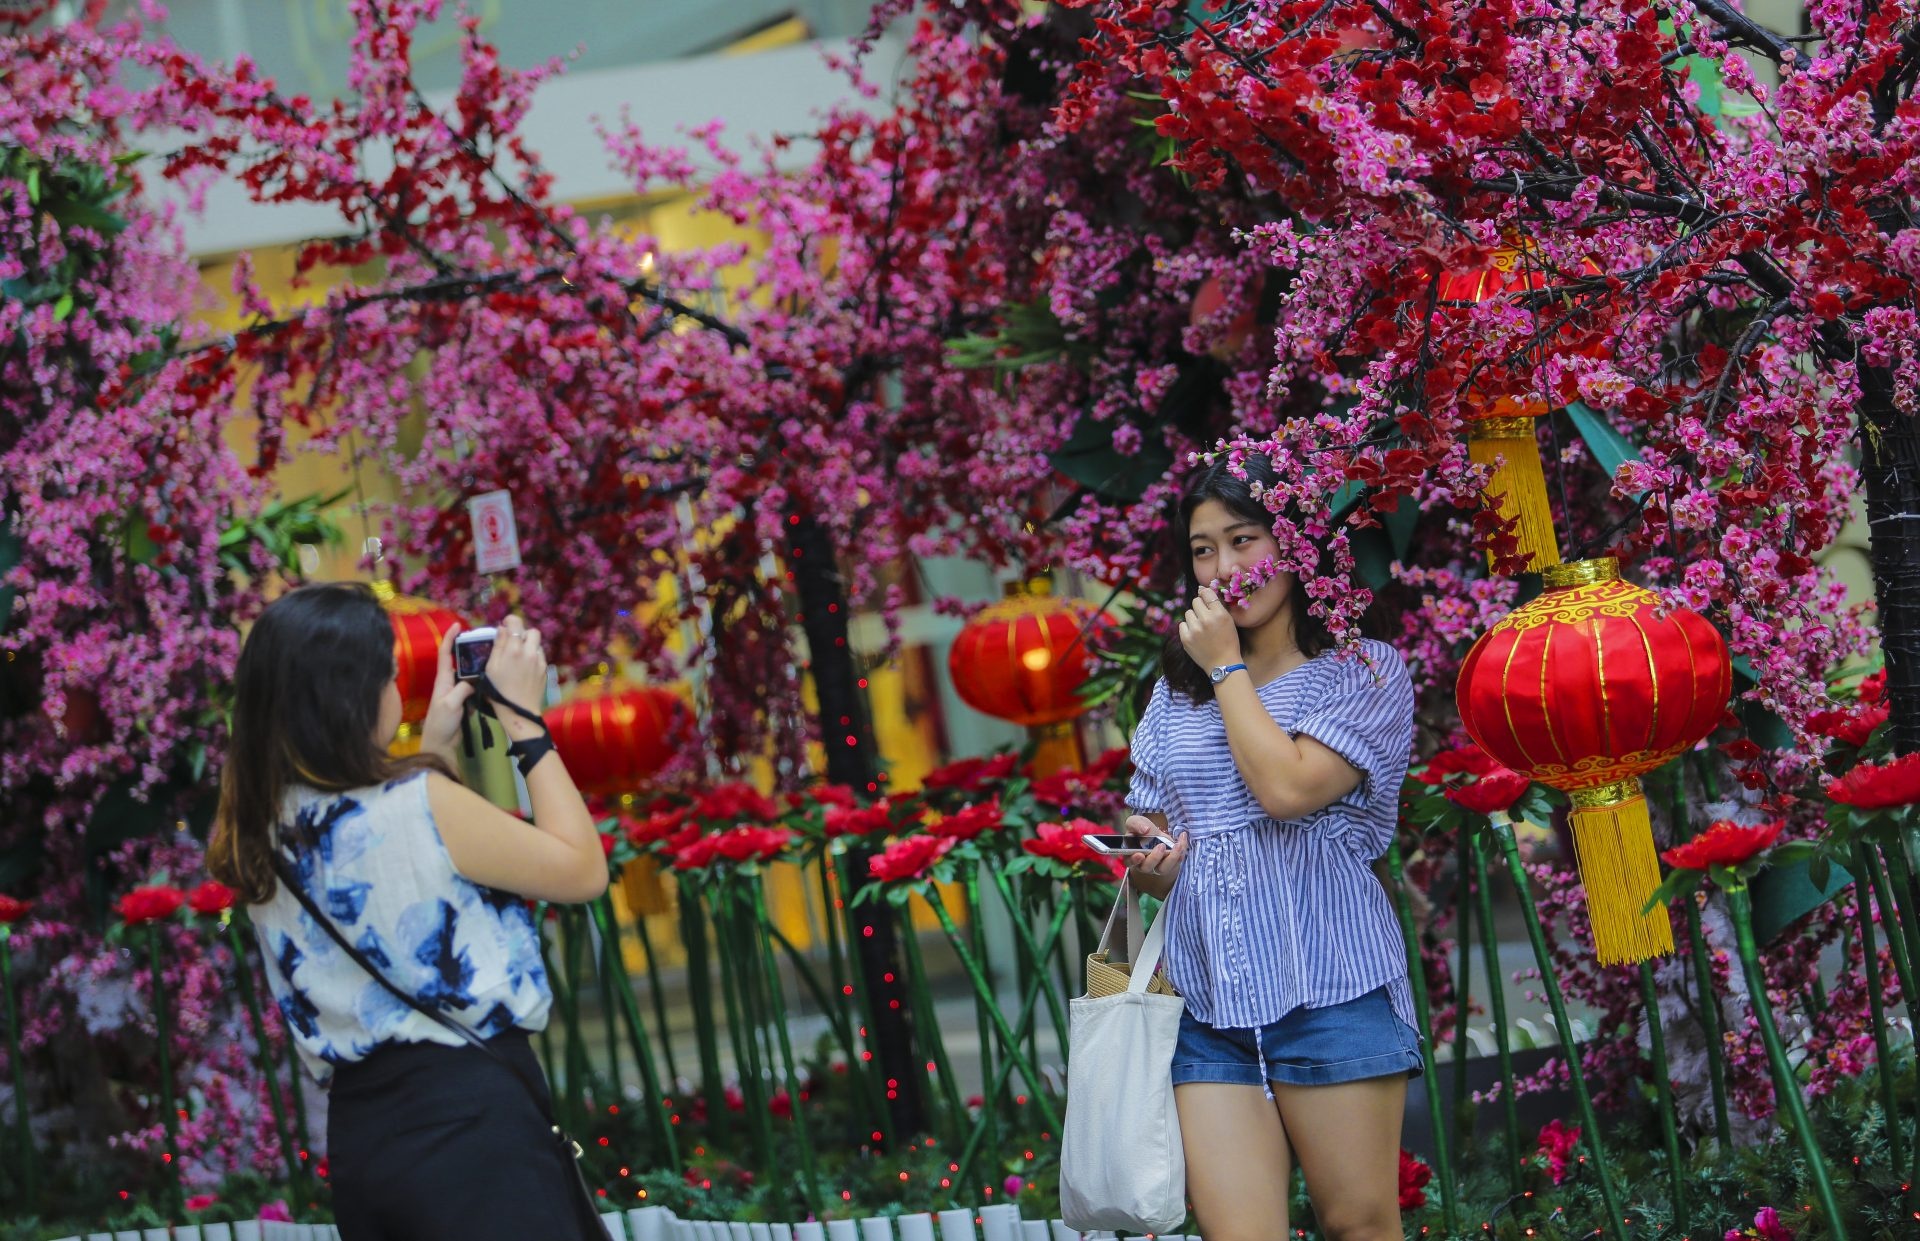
[1125,813,1188,900]
[1178,585,1242,671]
[419,624,477,763]
[485,615,550,740]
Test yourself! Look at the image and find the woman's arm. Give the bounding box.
[424,617,608,905]
[1212,676,1362,821]
[1181,586,1362,822]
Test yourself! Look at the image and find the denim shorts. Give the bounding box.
[1170,987,1423,1088]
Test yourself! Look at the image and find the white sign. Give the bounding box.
[466,489,522,574]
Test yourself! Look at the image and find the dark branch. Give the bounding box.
[1688,0,1811,72]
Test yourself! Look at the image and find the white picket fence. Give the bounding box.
[50,1201,1191,1241]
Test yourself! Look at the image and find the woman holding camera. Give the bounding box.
[208,582,609,1241]
[1124,457,1419,1241]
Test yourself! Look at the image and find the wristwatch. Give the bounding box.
[1209,663,1247,685]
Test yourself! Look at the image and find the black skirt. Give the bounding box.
[326,1029,601,1241]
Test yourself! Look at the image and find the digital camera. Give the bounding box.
[453,627,497,681]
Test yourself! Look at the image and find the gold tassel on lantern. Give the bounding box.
[1469,417,1561,572]
[1567,779,1675,966]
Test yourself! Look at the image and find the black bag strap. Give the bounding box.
[269,853,604,1234]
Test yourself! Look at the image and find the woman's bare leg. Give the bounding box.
[1175,1082,1293,1241]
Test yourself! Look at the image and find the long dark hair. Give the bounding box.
[1160,454,1336,704]
[209,582,451,904]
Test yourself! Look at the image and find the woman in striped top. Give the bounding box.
[1125,455,1419,1241]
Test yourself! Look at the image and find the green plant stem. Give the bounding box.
[591,896,679,1170]
[1850,844,1905,1172]
[767,922,861,1062]
[283,1015,314,1180]
[831,848,894,1138]
[1,932,35,1212]
[1682,899,1735,1151]
[629,910,679,1088]
[226,921,302,1197]
[1470,828,1523,1195]
[963,871,998,1143]
[1667,776,1734,1152]
[714,889,776,1175]
[987,867,1071,1058]
[147,923,185,1219]
[555,908,590,1125]
[1638,961,1688,1234]
[949,899,1073,1195]
[1489,817,1628,1241]
[679,883,728,1141]
[925,889,1063,1132]
[1726,886,1848,1238]
[1861,845,1919,1006]
[1386,842,1458,1237]
[597,913,626,1101]
[1451,840,1475,1154]
[899,902,969,1143]
[1891,833,1920,1210]
[752,884,820,1213]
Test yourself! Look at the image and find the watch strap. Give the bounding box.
[1211,662,1248,684]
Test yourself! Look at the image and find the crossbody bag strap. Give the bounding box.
[267,854,556,1118]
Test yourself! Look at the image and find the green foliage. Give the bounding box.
[1077,597,1166,736]
[217,489,350,576]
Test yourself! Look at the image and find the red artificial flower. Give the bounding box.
[807,783,860,811]
[117,885,186,926]
[1085,746,1132,783]
[1414,742,1501,786]
[1443,768,1531,815]
[1022,819,1106,866]
[671,834,723,872]
[0,895,30,925]
[1859,670,1887,704]
[1660,820,1785,872]
[187,881,236,917]
[826,799,923,839]
[868,835,956,884]
[710,826,794,864]
[768,1089,794,1118]
[1397,1149,1431,1211]
[922,753,1018,793]
[694,783,780,824]
[1806,699,1888,747]
[1829,753,1920,810]
[1029,769,1094,808]
[599,832,618,858]
[930,798,1002,841]
[185,1193,219,1212]
[625,810,686,848]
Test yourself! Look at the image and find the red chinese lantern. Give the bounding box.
[545,679,691,799]
[371,581,464,729]
[948,580,1112,729]
[1437,243,1606,573]
[1189,271,1263,361]
[1455,558,1731,965]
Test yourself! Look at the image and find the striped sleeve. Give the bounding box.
[1125,678,1172,813]
[1291,643,1416,818]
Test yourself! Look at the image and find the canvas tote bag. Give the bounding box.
[1060,875,1187,1233]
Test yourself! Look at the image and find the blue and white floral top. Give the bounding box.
[1127,640,1418,1034]
[250,772,551,1085]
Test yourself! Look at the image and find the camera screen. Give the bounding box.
[454,637,494,680]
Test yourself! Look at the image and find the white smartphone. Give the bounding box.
[1081,832,1177,856]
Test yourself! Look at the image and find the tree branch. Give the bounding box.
[1688,0,1811,72]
